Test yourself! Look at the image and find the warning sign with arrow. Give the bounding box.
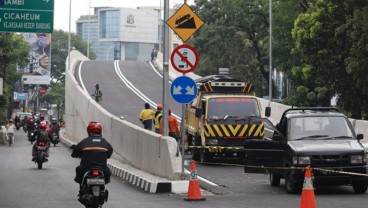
[166,3,204,42]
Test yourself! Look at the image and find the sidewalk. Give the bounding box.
[59,128,189,194]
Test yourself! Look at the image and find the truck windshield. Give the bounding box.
[289,116,354,141]
[207,97,260,119]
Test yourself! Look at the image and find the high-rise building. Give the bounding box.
[76,7,160,61]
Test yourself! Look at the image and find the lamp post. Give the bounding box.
[106,43,121,61]
[68,0,71,72]
[87,0,91,59]
[268,0,273,104]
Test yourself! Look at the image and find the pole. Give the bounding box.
[162,0,169,137]
[87,0,91,59]
[106,43,120,61]
[68,0,72,72]
[180,104,186,178]
[268,0,272,105]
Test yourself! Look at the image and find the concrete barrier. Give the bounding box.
[65,51,182,180]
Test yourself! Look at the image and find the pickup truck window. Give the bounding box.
[289,116,354,140]
[207,97,260,119]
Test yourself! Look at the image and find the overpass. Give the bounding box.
[64,50,368,193]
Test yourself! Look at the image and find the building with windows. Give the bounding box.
[76,7,161,61]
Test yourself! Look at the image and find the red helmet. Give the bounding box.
[87,121,102,134]
[40,121,47,129]
[157,104,163,110]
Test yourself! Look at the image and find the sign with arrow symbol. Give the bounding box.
[170,76,198,104]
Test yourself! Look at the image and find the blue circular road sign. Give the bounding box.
[170,76,198,104]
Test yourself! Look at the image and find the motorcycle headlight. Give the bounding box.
[208,139,218,145]
[351,155,363,164]
[293,156,311,165]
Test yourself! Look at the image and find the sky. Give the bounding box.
[54,0,194,32]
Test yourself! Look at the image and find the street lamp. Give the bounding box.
[87,0,91,59]
[268,0,273,104]
[106,43,121,61]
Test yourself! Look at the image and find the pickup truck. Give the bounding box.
[243,107,368,194]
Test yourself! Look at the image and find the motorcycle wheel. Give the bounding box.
[8,136,12,147]
[37,152,43,169]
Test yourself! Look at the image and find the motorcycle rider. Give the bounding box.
[31,121,51,161]
[71,121,113,185]
[14,115,20,130]
[49,118,60,138]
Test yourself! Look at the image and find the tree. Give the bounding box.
[289,0,368,118]
[50,30,96,85]
[0,33,30,118]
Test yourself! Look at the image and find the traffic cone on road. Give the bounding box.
[300,166,316,208]
[184,160,205,201]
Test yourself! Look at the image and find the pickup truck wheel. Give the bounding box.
[285,174,301,194]
[270,174,281,187]
[352,181,368,194]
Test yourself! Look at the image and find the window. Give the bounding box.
[207,97,260,119]
[100,10,120,39]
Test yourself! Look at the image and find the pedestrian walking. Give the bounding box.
[139,103,155,130]
[151,49,155,61]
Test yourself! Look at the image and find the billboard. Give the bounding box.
[22,33,51,85]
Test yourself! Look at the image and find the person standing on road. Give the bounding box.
[160,109,180,140]
[154,104,163,133]
[139,103,155,130]
[92,83,102,104]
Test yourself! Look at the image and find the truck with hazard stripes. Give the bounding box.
[185,75,268,162]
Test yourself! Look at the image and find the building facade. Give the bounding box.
[76,7,160,61]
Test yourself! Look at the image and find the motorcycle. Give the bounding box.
[33,141,48,169]
[78,168,108,208]
[50,132,60,146]
[23,124,28,133]
[28,130,35,144]
[15,122,20,131]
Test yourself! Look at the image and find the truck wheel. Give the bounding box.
[352,181,368,194]
[191,135,200,161]
[270,174,281,187]
[200,149,213,163]
[285,173,301,194]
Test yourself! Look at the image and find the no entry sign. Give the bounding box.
[170,44,199,74]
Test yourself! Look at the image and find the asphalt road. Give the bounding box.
[65,60,368,208]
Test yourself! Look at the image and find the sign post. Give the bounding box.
[0,0,54,33]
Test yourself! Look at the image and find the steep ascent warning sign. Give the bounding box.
[166,3,204,42]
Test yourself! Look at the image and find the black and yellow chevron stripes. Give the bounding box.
[203,124,264,138]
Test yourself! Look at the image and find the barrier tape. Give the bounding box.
[186,145,244,152]
[189,160,368,177]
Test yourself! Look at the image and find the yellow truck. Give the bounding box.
[185,75,267,162]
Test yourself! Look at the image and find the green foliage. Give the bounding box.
[50,30,96,85]
[0,33,29,115]
[290,0,368,118]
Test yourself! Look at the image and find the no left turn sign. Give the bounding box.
[170,44,199,74]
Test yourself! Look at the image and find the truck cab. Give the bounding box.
[185,75,265,162]
[243,107,368,193]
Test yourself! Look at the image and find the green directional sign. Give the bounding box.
[0,0,54,33]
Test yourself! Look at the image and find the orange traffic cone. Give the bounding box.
[300,166,316,208]
[184,160,206,201]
